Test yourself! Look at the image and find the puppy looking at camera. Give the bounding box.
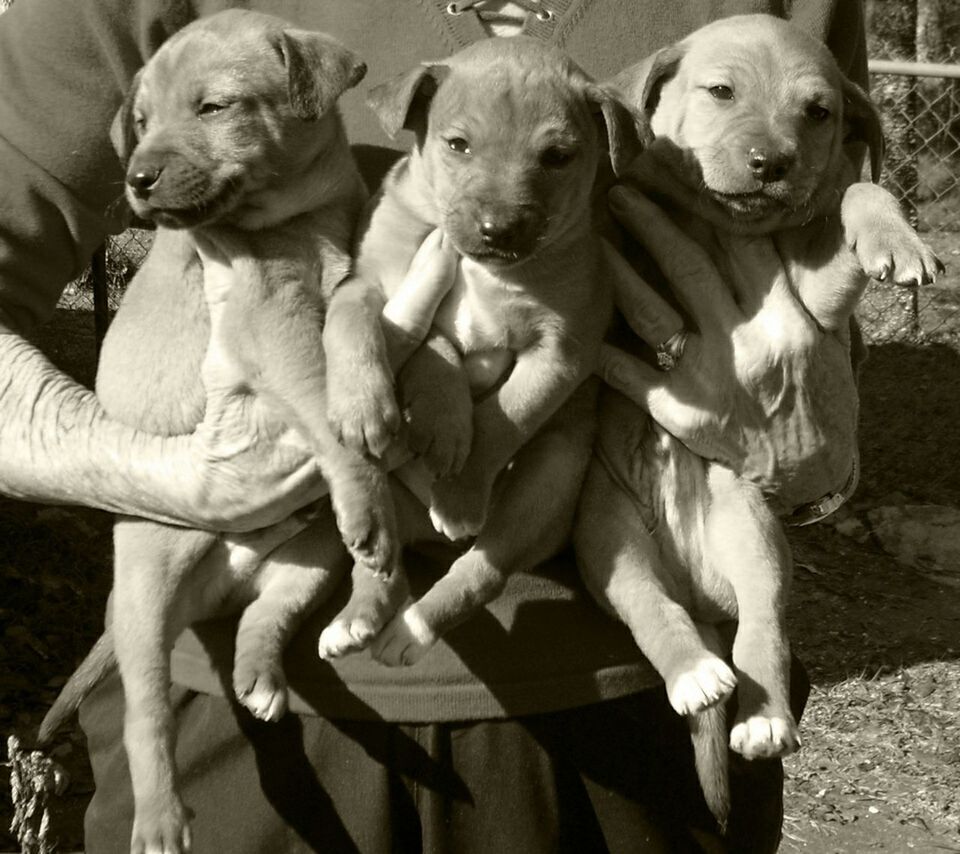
[576,13,941,826]
[319,37,642,664]
[37,11,408,853]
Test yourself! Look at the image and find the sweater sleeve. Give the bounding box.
[0,0,195,333]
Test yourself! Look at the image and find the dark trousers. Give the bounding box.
[80,665,807,854]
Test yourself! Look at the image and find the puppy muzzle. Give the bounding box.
[124,148,242,228]
[446,203,547,264]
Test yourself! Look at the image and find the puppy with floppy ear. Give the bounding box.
[577,13,942,829]
[319,37,643,664]
[36,11,403,854]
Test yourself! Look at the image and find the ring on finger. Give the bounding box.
[655,330,688,372]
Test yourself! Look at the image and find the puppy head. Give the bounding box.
[617,15,883,231]
[112,9,365,229]
[368,37,643,266]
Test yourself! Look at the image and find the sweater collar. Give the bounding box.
[429,0,577,47]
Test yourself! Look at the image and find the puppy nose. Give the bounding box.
[480,219,516,247]
[747,148,794,183]
[127,166,163,197]
[477,207,544,253]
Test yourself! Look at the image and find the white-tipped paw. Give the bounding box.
[317,618,378,660]
[729,714,800,759]
[666,657,737,716]
[131,801,192,854]
[234,667,289,722]
[428,504,482,542]
[370,605,436,667]
[428,476,489,542]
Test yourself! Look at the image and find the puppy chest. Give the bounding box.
[433,257,538,354]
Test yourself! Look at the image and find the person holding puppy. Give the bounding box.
[0,0,870,851]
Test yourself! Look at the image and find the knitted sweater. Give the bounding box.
[0,0,866,722]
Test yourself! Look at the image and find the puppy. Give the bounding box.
[575,14,942,826]
[36,11,404,853]
[318,37,641,664]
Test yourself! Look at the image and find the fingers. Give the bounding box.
[382,228,457,344]
[608,185,741,329]
[602,240,684,346]
[596,343,720,457]
[596,343,666,410]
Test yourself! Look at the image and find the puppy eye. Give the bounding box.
[133,114,147,134]
[446,137,471,155]
[806,104,831,121]
[540,146,576,169]
[197,101,229,117]
[708,85,734,101]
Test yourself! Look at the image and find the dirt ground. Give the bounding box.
[1,304,959,851]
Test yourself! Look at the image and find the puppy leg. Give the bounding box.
[704,466,799,759]
[323,275,400,457]
[233,508,350,721]
[225,286,406,646]
[842,182,943,288]
[428,333,592,541]
[372,388,594,666]
[112,519,217,854]
[576,459,737,717]
[217,262,402,583]
[397,330,473,479]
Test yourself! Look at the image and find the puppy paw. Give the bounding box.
[666,657,738,717]
[729,714,800,760]
[428,477,489,541]
[856,226,944,287]
[404,403,473,478]
[233,664,288,722]
[318,566,408,660]
[369,605,437,667]
[131,798,192,854]
[318,616,379,659]
[327,362,400,458]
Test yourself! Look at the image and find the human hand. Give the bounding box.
[381,228,458,370]
[597,185,859,509]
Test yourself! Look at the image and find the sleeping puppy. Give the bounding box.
[575,13,942,827]
[319,37,641,664]
[36,11,404,853]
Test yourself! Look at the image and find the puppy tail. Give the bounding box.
[689,703,730,832]
[37,630,116,746]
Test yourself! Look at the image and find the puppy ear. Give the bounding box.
[842,78,885,183]
[110,69,143,165]
[586,84,648,177]
[277,30,367,121]
[366,64,450,139]
[640,46,684,119]
[608,45,684,123]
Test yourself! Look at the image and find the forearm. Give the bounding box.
[0,333,197,524]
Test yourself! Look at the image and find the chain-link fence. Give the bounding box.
[859,59,960,347]
[58,229,153,314]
